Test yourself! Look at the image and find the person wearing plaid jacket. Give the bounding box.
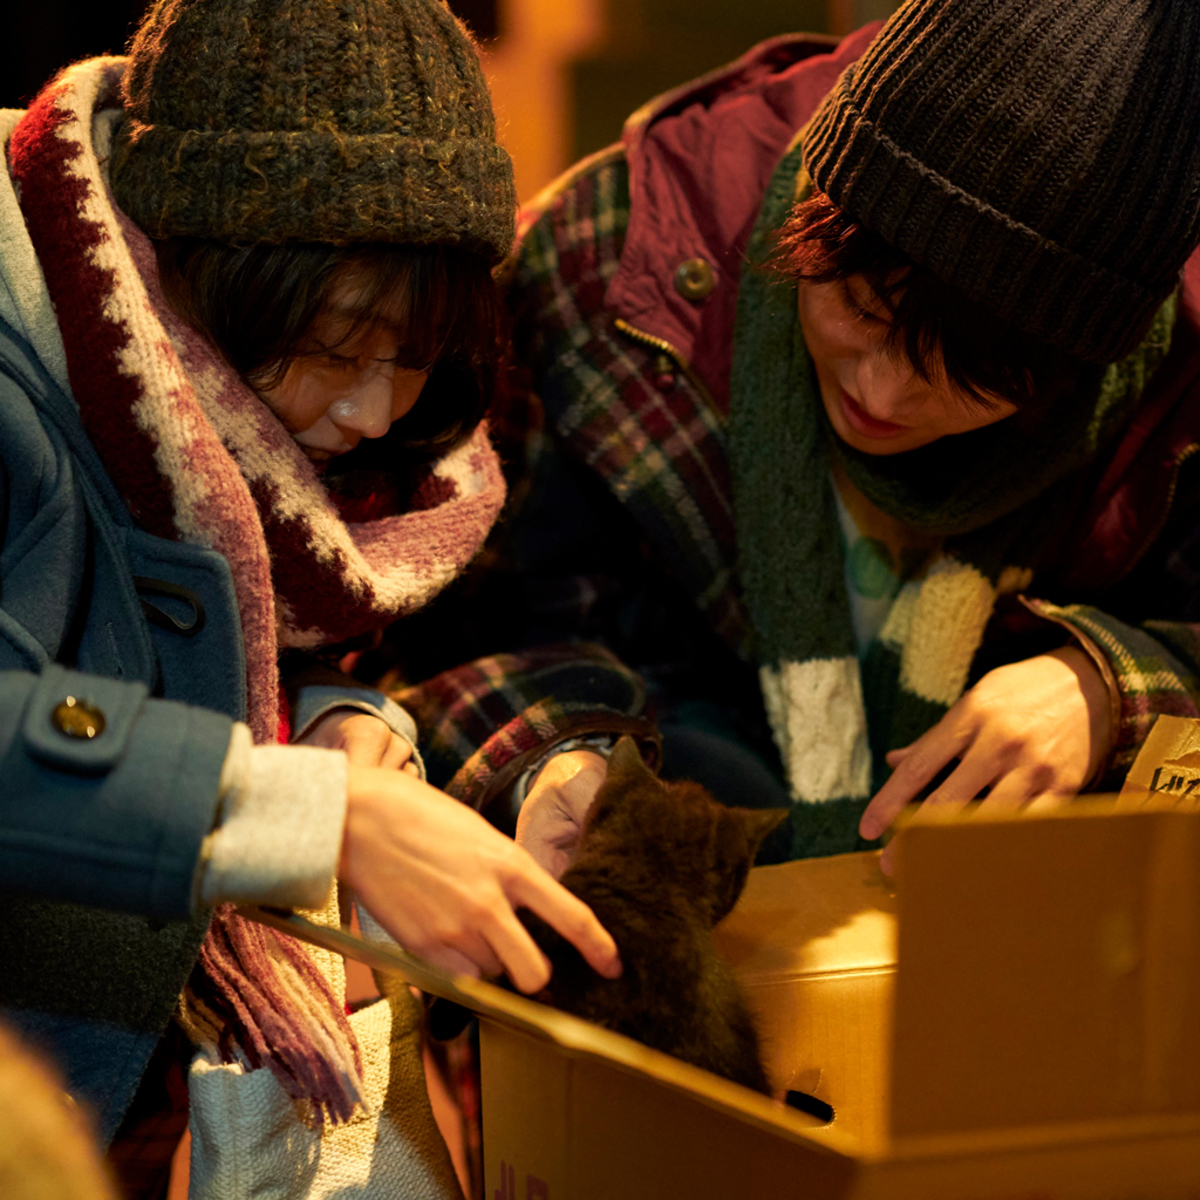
[400,2,1200,867]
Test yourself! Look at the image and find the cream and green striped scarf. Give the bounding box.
[730,138,1176,855]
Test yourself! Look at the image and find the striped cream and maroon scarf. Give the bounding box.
[10,57,506,1121]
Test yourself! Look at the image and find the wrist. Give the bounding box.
[1049,644,1115,782]
[339,762,381,880]
[340,763,445,879]
[519,738,614,805]
[528,748,608,796]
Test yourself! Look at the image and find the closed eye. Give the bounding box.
[373,355,436,373]
[840,281,892,327]
[318,352,361,371]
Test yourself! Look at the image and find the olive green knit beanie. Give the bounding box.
[110,0,515,261]
[804,0,1200,364]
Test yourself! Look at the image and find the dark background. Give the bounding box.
[4,0,501,109]
[5,0,898,186]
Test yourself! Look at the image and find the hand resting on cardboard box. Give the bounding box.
[859,645,1114,873]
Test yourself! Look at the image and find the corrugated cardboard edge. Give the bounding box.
[237,905,848,1151]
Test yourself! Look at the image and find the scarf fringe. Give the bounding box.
[179,907,367,1127]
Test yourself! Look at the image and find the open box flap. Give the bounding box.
[237,905,852,1152]
[887,798,1200,1142]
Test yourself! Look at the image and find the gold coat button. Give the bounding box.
[673,257,715,301]
[51,696,106,739]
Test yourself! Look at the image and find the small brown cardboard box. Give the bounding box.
[244,717,1200,1199]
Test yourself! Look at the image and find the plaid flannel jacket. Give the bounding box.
[399,143,1200,818]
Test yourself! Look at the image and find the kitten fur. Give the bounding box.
[520,737,787,1093]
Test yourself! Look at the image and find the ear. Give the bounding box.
[603,735,656,788]
[584,735,659,834]
[741,806,789,858]
[708,807,789,924]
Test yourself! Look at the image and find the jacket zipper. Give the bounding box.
[613,318,720,414]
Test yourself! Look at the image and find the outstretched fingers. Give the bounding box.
[974,770,1070,814]
[860,717,973,840]
[480,905,554,995]
[509,863,622,982]
[877,755,1001,874]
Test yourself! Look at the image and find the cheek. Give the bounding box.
[392,372,429,421]
[797,285,873,376]
[260,365,344,435]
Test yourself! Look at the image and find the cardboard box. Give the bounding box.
[244,717,1200,1199]
[473,796,1200,1199]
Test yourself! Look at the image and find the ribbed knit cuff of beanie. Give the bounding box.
[110,0,516,262]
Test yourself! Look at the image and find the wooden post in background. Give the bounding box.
[827,0,856,36]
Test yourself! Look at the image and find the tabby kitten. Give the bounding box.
[520,736,786,1093]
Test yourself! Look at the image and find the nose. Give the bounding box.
[857,347,925,422]
[326,371,395,442]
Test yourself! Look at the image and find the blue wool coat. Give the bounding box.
[0,314,240,1139]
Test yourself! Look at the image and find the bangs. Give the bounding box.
[299,246,494,382]
[774,192,1084,413]
[155,237,504,454]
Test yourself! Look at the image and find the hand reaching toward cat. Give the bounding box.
[859,646,1114,874]
[516,749,610,879]
[339,764,622,994]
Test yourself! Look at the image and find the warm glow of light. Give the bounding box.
[480,0,606,203]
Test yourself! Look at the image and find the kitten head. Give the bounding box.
[580,737,788,926]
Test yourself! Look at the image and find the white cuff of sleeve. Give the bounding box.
[194,723,348,910]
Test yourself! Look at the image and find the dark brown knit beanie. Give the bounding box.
[804,0,1200,363]
[110,0,515,261]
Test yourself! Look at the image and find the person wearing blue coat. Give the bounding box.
[0,0,619,1190]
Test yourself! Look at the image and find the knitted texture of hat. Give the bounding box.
[110,0,515,260]
[804,0,1200,363]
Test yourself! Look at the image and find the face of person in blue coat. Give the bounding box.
[797,275,1018,456]
[257,275,431,464]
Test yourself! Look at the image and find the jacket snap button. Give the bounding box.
[51,696,106,739]
[674,257,715,301]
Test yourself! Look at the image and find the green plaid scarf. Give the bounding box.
[730,137,1176,847]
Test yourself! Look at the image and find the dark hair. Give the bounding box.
[775,193,1084,413]
[154,238,504,454]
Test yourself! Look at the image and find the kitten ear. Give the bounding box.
[708,807,789,924]
[604,735,656,787]
[741,807,789,857]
